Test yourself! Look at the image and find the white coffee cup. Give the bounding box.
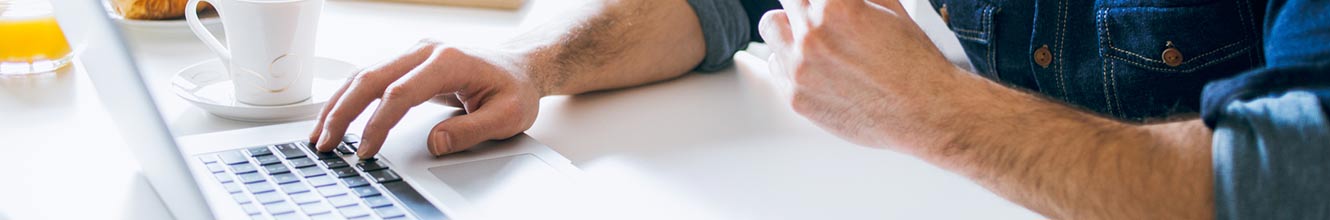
[185,0,324,106]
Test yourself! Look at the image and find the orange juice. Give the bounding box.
[0,0,72,75]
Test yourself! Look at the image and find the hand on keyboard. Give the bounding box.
[306,40,542,159]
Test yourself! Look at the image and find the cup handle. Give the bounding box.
[185,0,230,65]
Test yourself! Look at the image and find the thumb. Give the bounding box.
[426,95,531,155]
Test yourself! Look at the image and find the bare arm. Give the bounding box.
[758,0,1212,219]
[508,0,707,96]
[310,0,709,157]
[922,68,1214,219]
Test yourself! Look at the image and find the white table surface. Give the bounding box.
[0,0,1038,219]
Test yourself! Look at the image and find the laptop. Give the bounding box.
[53,1,590,219]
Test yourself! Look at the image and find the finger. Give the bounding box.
[766,53,795,98]
[758,10,794,49]
[309,76,354,144]
[315,44,434,152]
[426,94,527,155]
[355,59,452,159]
[776,0,811,36]
[864,0,907,14]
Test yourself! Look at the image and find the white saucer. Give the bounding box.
[172,57,357,122]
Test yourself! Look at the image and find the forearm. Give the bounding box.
[504,0,707,96]
[914,68,1214,219]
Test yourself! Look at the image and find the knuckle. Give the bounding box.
[434,46,466,59]
[381,84,414,101]
[351,71,377,84]
[789,92,813,115]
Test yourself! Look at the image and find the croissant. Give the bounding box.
[110,0,213,20]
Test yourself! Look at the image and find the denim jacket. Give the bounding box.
[686,0,1330,219]
[930,0,1267,121]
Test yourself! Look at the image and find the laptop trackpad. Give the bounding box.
[427,154,590,219]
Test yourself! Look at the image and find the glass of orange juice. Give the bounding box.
[0,0,72,76]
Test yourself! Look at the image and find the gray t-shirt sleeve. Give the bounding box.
[685,0,750,72]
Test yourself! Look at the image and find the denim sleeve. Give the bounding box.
[685,0,750,72]
[684,0,783,71]
[1201,0,1330,218]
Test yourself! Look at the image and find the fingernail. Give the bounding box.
[429,132,450,156]
[356,148,370,160]
[356,140,372,159]
[316,130,331,149]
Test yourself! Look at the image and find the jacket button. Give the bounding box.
[1034,45,1052,68]
[939,4,949,26]
[1162,41,1183,67]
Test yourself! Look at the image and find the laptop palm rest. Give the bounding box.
[428,154,593,219]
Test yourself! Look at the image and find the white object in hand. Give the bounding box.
[185,0,324,106]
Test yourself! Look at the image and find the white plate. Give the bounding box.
[103,0,223,32]
[171,57,357,122]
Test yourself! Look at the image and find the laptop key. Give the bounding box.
[206,162,226,173]
[232,193,252,204]
[341,176,370,188]
[279,182,310,194]
[330,167,359,178]
[246,181,277,194]
[263,164,291,175]
[308,175,337,187]
[254,192,285,204]
[373,206,406,218]
[362,195,392,208]
[335,143,355,155]
[248,146,273,157]
[316,185,348,197]
[264,201,298,215]
[223,182,244,193]
[338,205,371,218]
[198,154,220,164]
[321,159,350,169]
[365,170,401,183]
[237,172,267,184]
[290,192,322,205]
[312,150,340,160]
[255,155,282,165]
[349,186,380,198]
[273,173,301,184]
[288,158,317,168]
[327,195,359,208]
[214,172,235,183]
[241,203,262,215]
[231,163,259,174]
[344,134,361,144]
[300,202,334,215]
[296,166,326,178]
[355,160,389,172]
[275,143,307,159]
[219,151,249,165]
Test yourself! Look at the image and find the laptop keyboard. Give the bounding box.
[197,135,446,220]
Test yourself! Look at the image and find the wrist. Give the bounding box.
[499,44,559,98]
[892,66,1007,163]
